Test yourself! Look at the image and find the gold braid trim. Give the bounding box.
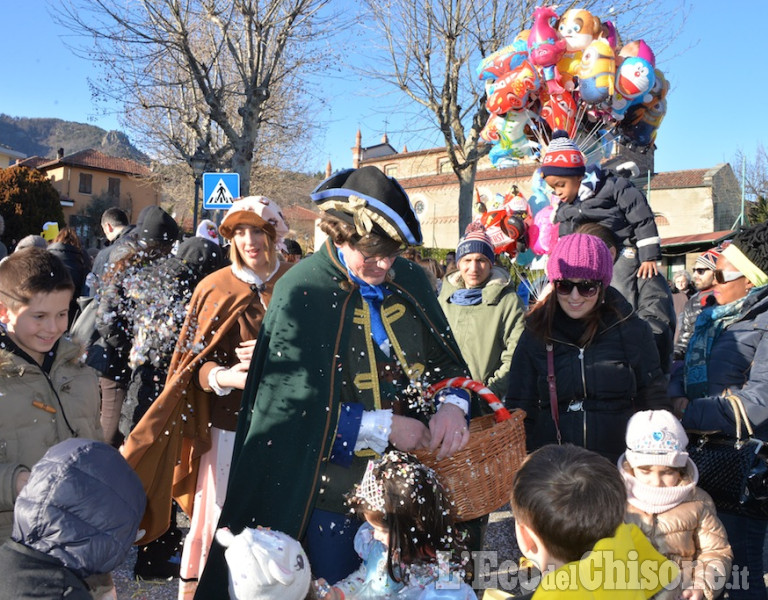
[317,195,404,242]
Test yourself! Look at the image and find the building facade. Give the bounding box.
[352,132,742,273]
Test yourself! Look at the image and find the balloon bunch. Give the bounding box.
[473,171,559,265]
[476,6,669,169]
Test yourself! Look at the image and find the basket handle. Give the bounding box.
[426,377,511,423]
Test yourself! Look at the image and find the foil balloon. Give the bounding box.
[620,69,669,148]
[481,110,537,168]
[556,9,602,90]
[576,38,615,104]
[477,39,528,82]
[540,91,578,137]
[486,60,541,114]
[527,6,567,94]
[529,205,559,255]
[611,40,656,120]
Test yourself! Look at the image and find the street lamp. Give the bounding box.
[190,147,208,233]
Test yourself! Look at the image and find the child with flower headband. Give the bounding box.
[316,451,474,600]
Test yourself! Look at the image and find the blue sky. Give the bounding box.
[1,1,765,176]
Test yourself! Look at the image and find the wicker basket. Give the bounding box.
[413,380,527,521]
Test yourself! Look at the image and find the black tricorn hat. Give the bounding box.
[311,166,422,246]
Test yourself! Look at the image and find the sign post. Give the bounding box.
[202,173,240,212]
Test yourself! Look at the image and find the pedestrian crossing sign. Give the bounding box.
[202,173,240,210]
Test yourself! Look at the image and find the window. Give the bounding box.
[78,173,93,194]
[438,158,452,174]
[385,165,398,177]
[108,177,121,198]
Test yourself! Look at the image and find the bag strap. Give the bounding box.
[725,395,754,439]
[546,343,562,444]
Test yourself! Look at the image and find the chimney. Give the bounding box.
[325,159,332,179]
[352,128,362,169]
[381,133,388,144]
[57,148,64,160]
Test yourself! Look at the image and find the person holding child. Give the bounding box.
[543,130,661,308]
[506,233,670,461]
[0,248,103,540]
[620,410,732,600]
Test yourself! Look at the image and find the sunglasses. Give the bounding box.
[692,267,711,275]
[554,279,602,298]
[714,269,745,284]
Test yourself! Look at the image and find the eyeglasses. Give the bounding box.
[692,267,711,275]
[714,269,745,284]
[554,280,602,298]
[357,247,402,264]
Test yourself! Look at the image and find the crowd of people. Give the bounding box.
[0,130,767,600]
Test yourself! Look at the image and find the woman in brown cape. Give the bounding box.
[120,196,292,598]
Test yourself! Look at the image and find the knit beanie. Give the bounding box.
[624,410,689,468]
[456,227,495,265]
[540,130,586,178]
[694,247,720,271]
[546,233,613,287]
[722,220,768,287]
[138,206,180,244]
[216,527,311,600]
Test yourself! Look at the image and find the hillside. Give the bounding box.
[0,114,149,164]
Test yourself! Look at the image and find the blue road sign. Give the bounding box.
[202,173,240,210]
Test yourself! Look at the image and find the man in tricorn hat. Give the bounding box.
[197,166,472,595]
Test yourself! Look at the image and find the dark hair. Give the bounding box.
[575,223,619,255]
[525,282,619,347]
[0,247,74,309]
[319,214,402,258]
[101,207,129,228]
[53,227,82,249]
[511,444,626,564]
[348,452,466,583]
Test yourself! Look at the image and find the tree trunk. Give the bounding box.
[457,164,478,237]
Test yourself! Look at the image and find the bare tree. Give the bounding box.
[733,145,768,203]
[360,0,689,235]
[55,0,339,195]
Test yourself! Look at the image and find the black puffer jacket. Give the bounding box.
[555,168,661,263]
[506,287,671,461]
[0,438,145,600]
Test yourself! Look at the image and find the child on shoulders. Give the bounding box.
[542,130,661,309]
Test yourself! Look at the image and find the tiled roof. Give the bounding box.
[649,169,711,189]
[37,149,152,177]
[661,230,733,247]
[14,156,48,169]
[283,204,319,222]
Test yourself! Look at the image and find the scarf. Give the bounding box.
[620,459,699,515]
[449,288,484,306]
[684,293,749,399]
[337,248,392,355]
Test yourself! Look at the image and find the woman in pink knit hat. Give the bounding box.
[506,233,672,461]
